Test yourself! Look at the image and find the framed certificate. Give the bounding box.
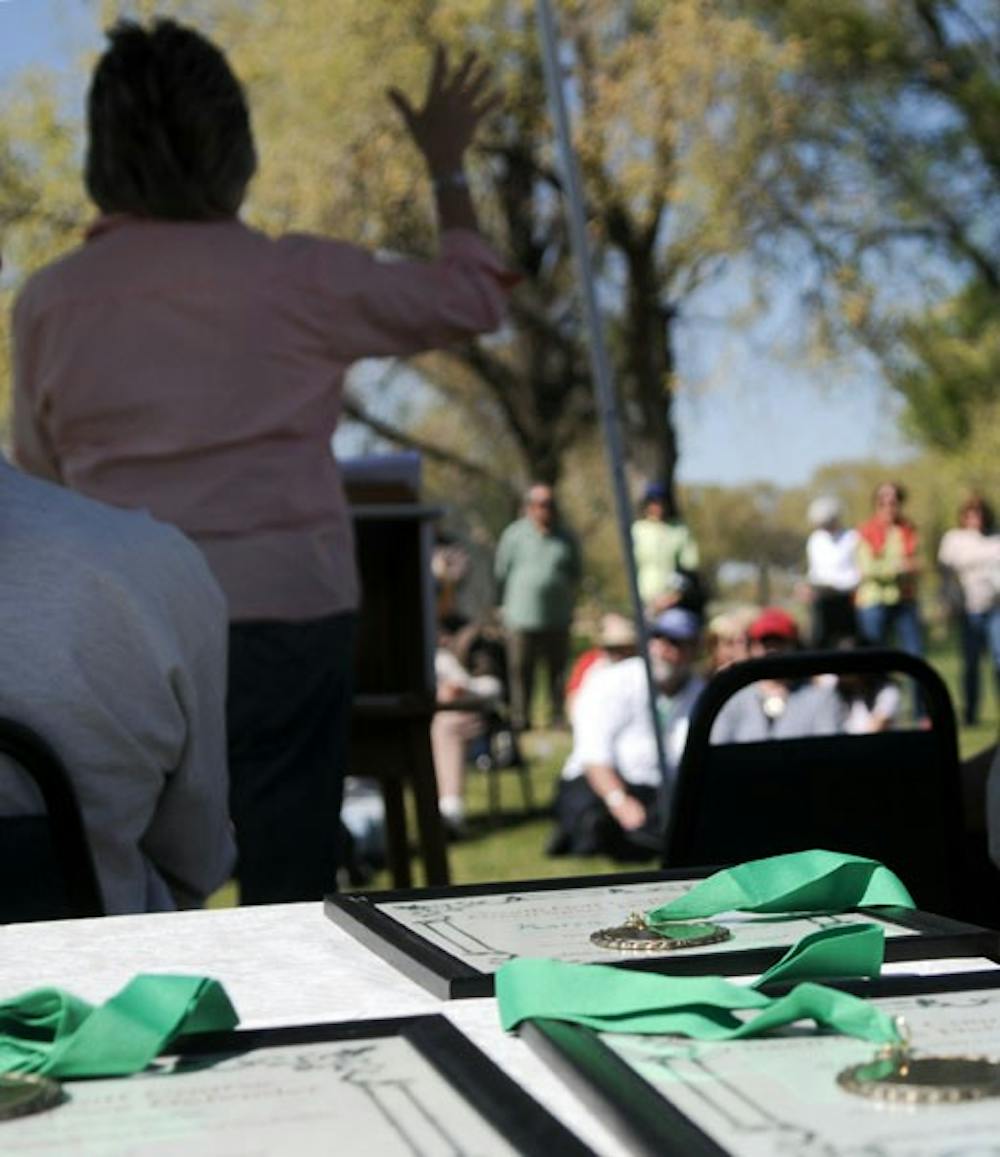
[1,1015,592,1157]
[520,970,1000,1157]
[324,869,998,999]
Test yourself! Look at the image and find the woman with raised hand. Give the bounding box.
[13,19,511,904]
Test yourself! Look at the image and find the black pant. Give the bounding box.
[506,627,570,730]
[810,590,857,648]
[227,612,357,904]
[548,777,662,861]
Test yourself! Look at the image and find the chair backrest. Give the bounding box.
[664,648,965,917]
[0,717,104,921]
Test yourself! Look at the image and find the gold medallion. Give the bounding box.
[837,1018,1000,1105]
[0,1074,63,1122]
[590,911,731,952]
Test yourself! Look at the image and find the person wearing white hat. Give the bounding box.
[548,607,704,860]
[805,495,860,647]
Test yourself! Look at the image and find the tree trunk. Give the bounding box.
[621,239,681,516]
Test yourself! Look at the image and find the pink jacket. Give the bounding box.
[13,216,510,621]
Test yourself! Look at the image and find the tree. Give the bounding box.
[746,0,1000,456]
[0,0,802,516]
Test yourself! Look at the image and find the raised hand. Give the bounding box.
[388,44,500,175]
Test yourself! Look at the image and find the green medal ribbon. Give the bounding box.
[647,849,915,930]
[497,957,900,1044]
[752,922,886,987]
[0,974,238,1079]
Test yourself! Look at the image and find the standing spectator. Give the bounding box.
[938,495,1000,725]
[12,21,511,904]
[495,483,582,731]
[631,482,701,612]
[805,495,860,647]
[548,607,704,860]
[854,482,924,658]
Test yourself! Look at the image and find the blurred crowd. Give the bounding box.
[432,478,1000,854]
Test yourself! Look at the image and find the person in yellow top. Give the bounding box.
[854,481,924,658]
[631,482,701,613]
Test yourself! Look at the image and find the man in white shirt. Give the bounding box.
[548,607,704,860]
[711,607,846,743]
[806,495,860,647]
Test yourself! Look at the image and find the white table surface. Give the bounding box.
[1,904,995,1156]
[0,902,629,1156]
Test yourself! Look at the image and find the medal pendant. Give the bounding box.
[837,1019,1000,1105]
[0,1074,63,1122]
[590,911,731,952]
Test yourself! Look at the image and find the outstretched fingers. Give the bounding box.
[386,87,416,132]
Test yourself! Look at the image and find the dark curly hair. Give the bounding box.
[85,19,257,220]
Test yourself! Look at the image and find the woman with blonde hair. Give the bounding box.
[705,607,754,675]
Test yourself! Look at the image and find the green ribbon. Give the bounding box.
[647,849,914,930]
[752,922,886,987]
[497,957,900,1044]
[0,975,238,1079]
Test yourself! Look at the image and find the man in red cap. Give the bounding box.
[711,607,845,742]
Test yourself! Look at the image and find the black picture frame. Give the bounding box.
[520,969,1000,1157]
[161,1014,590,1157]
[324,868,999,999]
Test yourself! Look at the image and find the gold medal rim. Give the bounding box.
[590,921,732,952]
[836,1054,1000,1105]
[0,1073,64,1122]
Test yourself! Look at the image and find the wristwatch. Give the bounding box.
[603,787,627,810]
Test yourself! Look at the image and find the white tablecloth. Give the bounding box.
[0,902,628,1155]
[2,904,995,1155]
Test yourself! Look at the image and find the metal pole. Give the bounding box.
[534,0,672,801]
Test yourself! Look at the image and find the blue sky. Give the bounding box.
[0,0,913,488]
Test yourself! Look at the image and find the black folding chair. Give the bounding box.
[0,717,104,922]
[664,649,972,920]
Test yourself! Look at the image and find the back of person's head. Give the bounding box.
[807,494,841,529]
[86,19,257,221]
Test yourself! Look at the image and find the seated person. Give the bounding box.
[705,607,754,675]
[431,618,504,834]
[548,607,704,860]
[987,745,1000,871]
[833,637,902,734]
[711,607,846,743]
[564,612,638,722]
[0,455,234,915]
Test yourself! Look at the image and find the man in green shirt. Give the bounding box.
[495,483,582,731]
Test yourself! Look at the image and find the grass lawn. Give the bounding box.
[209,636,998,906]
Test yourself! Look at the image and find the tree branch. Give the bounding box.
[341,391,510,489]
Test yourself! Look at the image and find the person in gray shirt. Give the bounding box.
[711,607,846,744]
[495,483,582,731]
[0,455,234,914]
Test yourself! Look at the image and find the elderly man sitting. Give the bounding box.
[548,607,704,860]
[0,455,234,916]
[710,606,846,743]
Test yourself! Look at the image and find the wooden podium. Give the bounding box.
[349,502,450,887]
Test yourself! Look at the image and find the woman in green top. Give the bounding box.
[631,481,700,613]
[854,481,924,657]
